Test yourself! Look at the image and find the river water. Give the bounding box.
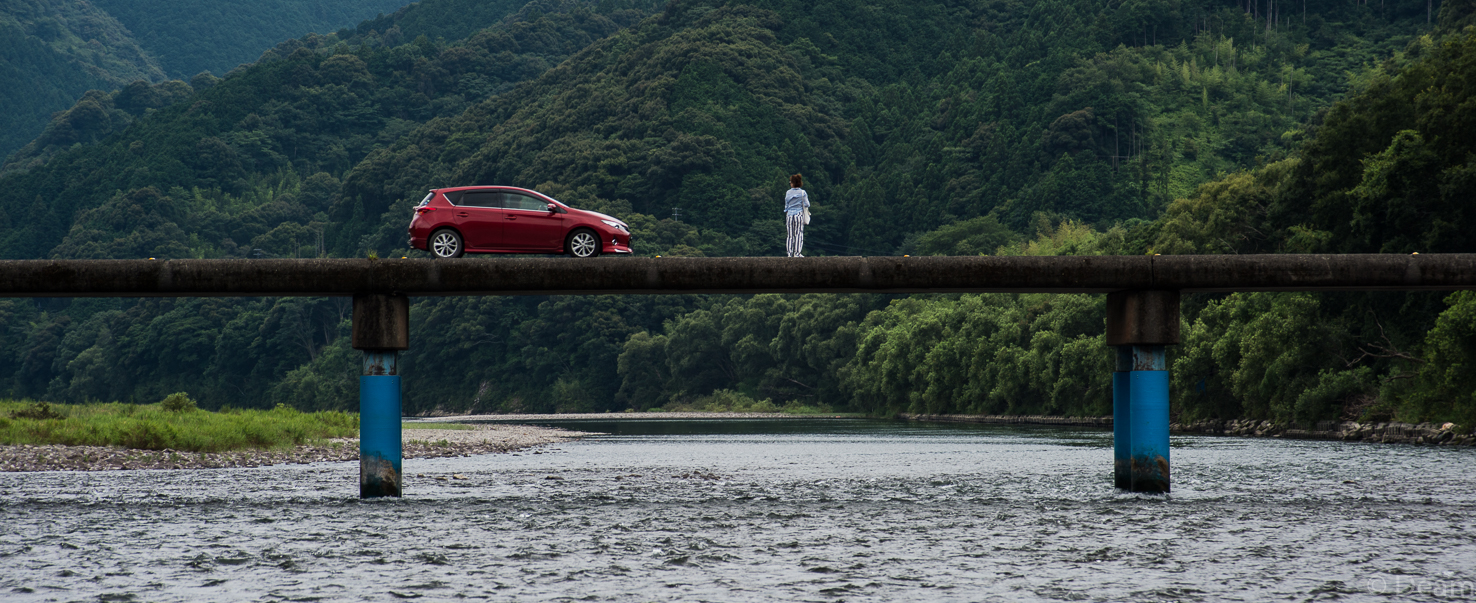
[2,419,1474,602]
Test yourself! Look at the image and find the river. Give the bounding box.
[1,418,1473,602]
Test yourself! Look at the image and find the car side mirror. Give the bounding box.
[547,203,561,213]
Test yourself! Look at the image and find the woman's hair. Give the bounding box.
[790,174,803,188]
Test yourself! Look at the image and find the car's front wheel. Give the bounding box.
[430,229,464,258]
[566,229,601,258]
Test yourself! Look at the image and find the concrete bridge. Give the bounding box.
[4,254,1474,496]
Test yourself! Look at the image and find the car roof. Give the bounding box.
[432,185,543,196]
[427,185,570,209]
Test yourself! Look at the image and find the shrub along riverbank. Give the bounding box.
[0,395,357,452]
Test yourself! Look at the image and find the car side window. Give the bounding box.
[458,191,502,208]
[504,193,547,211]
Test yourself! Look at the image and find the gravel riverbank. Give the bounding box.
[897,413,1476,446]
[0,424,594,472]
[1172,418,1476,445]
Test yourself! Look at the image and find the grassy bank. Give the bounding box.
[650,389,837,415]
[0,395,357,452]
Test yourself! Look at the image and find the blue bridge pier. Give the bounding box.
[1106,290,1179,493]
[352,293,409,498]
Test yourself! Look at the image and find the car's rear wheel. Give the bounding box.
[567,229,601,258]
[430,229,464,258]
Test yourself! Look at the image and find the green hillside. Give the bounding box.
[0,0,164,157]
[0,0,1470,428]
[0,0,418,161]
[89,0,410,79]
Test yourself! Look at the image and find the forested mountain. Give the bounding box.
[0,0,413,160]
[87,0,410,79]
[0,0,164,156]
[0,0,1470,428]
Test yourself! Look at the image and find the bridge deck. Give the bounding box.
[0,254,1472,297]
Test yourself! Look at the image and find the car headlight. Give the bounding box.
[601,219,628,232]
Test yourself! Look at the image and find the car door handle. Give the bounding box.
[505,216,517,220]
[456,212,469,217]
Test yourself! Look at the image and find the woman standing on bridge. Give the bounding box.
[784,173,810,257]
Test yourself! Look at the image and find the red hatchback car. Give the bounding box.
[407,186,632,258]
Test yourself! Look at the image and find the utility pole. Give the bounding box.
[671,207,682,221]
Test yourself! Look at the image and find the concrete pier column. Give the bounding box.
[353,293,409,498]
[1113,347,1132,490]
[1106,290,1179,494]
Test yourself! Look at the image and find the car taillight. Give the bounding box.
[416,207,436,214]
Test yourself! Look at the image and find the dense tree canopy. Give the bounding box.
[0,0,164,157]
[89,0,411,79]
[0,0,433,160]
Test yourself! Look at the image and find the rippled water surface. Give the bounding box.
[3,419,1475,602]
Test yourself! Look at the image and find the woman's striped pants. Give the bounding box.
[785,214,805,257]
